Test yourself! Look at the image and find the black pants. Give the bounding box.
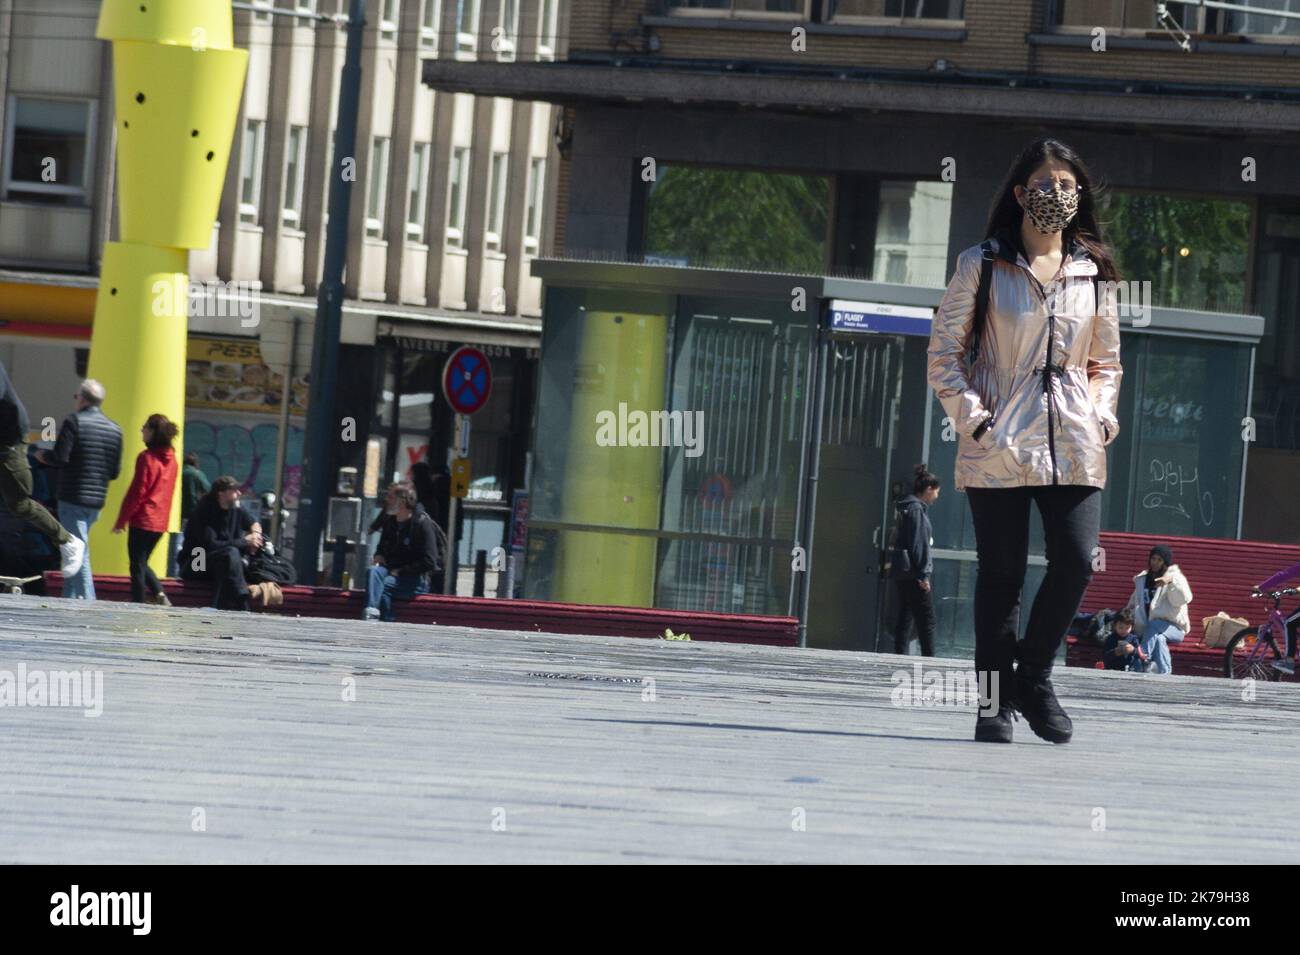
[127,527,164,603]
[183,545,250,610]
[893,578,936,656]
[967,485,1101,695]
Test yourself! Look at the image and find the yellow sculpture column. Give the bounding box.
[87,1,248,577]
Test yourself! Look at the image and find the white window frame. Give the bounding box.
[485,151,508,253]
[456,0,481,55]
[664,0,807,21]
[446,145,470,248]
[251,0,274,22]
[825,0,964,27]
[296,0,317,12]
[496,0,520,59]
[523,157,545,255]
[407,142,431,242]
[366,136,391,239]
[538,0,559,58]
[1,94,96,205]
[282,125,308,231]
[421,0,441,48]
[239,119,267,225]
[381,0,400,39]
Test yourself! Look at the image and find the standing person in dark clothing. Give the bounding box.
[113,414,180,605]
[36,379,124,599]
[0,361,85,578]
[172,451,211,576]
[180,476,263,611]
[409,459,449,592]
[890,464,941,657]
[364,481,441,622]
[181,452,211,523]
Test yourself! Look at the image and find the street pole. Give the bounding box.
[292,0,367,583]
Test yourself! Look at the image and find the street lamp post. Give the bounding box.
[233,0,368,583]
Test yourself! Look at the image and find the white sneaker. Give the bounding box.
[363,607,380,621]
[1272,658,1295,675]
[59,535,86,578]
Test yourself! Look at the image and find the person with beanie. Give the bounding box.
[1122,543,1193,674]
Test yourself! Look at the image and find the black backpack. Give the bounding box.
[246,549,297,585]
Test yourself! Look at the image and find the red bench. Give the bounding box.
[41,572,799,647]
[1069,531,1300,678]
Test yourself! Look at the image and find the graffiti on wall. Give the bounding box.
[184,417,304,506]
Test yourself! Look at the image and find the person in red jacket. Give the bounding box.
[113,413,180,605]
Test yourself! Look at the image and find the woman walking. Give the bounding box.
[928,138,1122,744]
[113,413,180,605]
[890,464,941,657]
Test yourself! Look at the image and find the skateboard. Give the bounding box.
[0,575,40,595]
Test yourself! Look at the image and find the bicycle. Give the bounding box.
[1223,586,1300,682]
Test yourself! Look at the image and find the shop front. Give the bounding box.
[526,259,1264,654]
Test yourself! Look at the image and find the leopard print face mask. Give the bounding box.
[1020,186,1079,235]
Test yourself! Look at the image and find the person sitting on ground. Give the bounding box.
[179,476,263,611]
[1123,544,1193,675]
[1102,608,1145,671]
[364,481,440,622]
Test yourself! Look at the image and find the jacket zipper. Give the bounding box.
[1045,311,1059,485]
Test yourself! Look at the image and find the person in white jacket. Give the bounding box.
[1123,544,1193,674]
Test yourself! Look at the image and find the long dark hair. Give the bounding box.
[985,138,1118,283]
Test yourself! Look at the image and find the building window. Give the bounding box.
[485,151,508,252]
[281,126,308,230]
[381,0,400,38]
[496,0,519,58]
[297,0,317,12]
[826,0,964,21]
[456,0,480,53]
[239,119,267,225]
[524,157,546,254]
[643,165,830,272]
[421,0,441,47]
[408,142,431,242]
[1099,191,1251,313]
[446,146,470,247]
[1053,0,1194,31]
[1,96,93,206]
[538,0,558,55]
[366,137,391,238]
[1217,0,1300,38]
[251,0,274,22]
[870,180,954,287]
[664,0,808,17]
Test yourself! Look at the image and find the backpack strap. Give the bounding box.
[968,240,995,365]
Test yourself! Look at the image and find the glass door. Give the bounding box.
[806,332,905,651]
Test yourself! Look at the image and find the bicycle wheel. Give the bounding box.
[1224,626,1283,682]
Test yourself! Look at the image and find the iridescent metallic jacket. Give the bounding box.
[927,237,1123,491]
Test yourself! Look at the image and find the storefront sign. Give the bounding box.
[828,300,933,336]
[187,336,307,415]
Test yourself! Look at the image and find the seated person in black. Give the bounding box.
[364,481,441,621]
[180,475,263,611]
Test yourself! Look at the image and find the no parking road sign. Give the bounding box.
[442,345,492,415]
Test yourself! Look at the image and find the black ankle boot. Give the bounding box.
[974,703,1017,743]
[1014,666,1073,744]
